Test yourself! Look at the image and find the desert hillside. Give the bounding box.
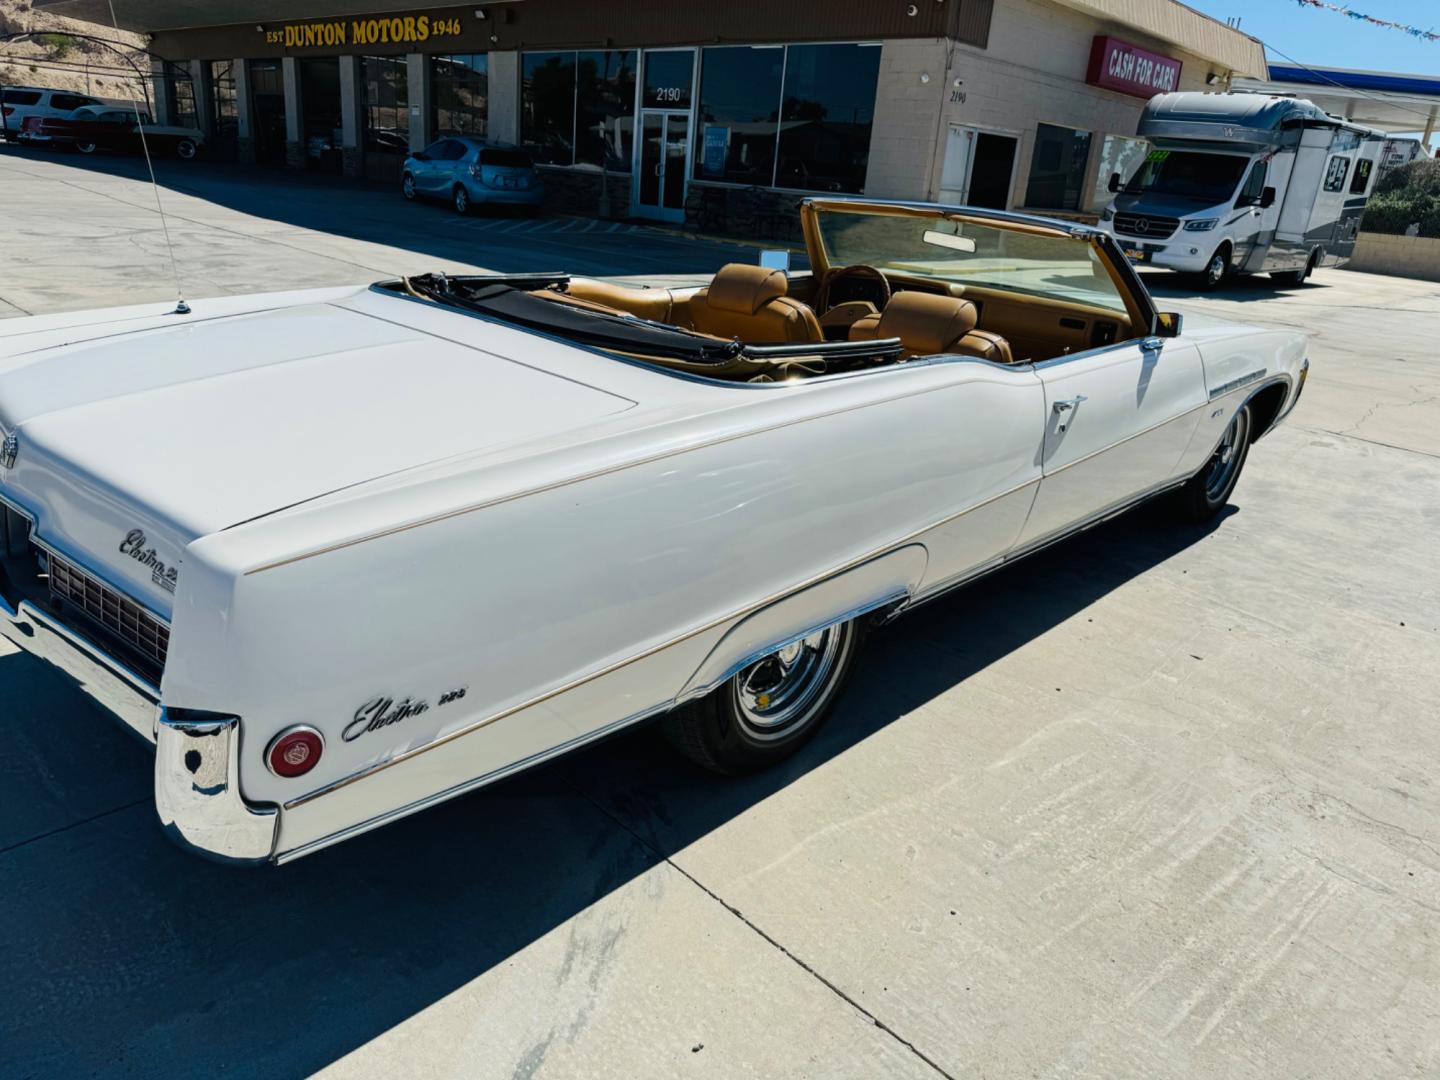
[0,0,149,103]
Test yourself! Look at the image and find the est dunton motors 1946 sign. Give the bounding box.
[265,12,464,49]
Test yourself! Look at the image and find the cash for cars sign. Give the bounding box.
[1085,36,1182,99]
[265,13,464,49]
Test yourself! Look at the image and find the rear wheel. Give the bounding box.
[1174,404,1252,523]
[452,184,470,215]
[1271,248,1318,287]
[75,141,97,154]
[174,138,197,160]
[664,618,862,774]
[401,172,416,200]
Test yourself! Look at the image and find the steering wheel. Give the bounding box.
[815,264,891,315]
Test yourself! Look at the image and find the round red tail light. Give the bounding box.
[266,726,324,778]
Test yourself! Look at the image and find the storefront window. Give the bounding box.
[167,62,197,129]
[431,53,486,139]
[642,50,692,109]
[521,51,576,165]
[693,43,880,193]
[1025,123,1093,211]
[576,50,636,171]
[522,50,637,170]
[362,55,409,153]
[694,46,782,185]
[208,60,237,138]
[774,43,880,194]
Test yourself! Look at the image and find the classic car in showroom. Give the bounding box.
[0,197,1307,864]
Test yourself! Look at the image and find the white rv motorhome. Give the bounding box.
[1098,93,1385,288]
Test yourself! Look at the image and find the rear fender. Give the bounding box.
[676,544,928,703]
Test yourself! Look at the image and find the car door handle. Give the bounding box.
[1053,395,1087,433]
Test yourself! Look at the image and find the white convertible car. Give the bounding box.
[0,198,1307,864]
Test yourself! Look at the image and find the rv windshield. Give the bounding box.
[1124,151,1249,203]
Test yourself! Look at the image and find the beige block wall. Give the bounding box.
[863,0,1234,208]
[1343,232,1440,283]
[864,39,951,199]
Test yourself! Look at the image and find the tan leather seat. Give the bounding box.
[687,264,823,344]
[563,278,677,323]
[849,291,1015,363]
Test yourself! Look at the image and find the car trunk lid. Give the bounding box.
[0,299,635,611]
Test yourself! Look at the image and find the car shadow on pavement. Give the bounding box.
[1137,268,1333,304]
[0,499,1233,1079]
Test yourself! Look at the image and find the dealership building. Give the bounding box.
[39,0,1265,234]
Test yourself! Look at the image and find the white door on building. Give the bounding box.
[939,126,1018,209]
[939,126,976,204]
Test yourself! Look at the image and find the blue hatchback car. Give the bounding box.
[401,136,544,214]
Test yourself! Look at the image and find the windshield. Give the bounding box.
[1123,150,1249,203]
[815,208,1131,313]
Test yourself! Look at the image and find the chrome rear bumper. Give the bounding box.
[2,531,278,864]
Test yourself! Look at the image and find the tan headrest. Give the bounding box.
[876,292,979,355]
[706,264,788,314]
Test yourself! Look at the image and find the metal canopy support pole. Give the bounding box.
[339,55,363,179]
[149,57,173,125]
[233,59,256,164]
[282,55,304,169]
[407,53,429,153]
[190,59,213,138]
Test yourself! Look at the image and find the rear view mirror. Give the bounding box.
[922,229,977,254]
[1156,311,1184,338]
[1107,172,1122,193]
[1259,186,1276,209]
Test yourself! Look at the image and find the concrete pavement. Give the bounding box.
[1,149,1437,1080]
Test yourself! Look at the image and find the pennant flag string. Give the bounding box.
[1293,0,1439,41]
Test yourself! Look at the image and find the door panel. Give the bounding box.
[663,114,688,211]
[938,126,974,204]
[1018,340,1207,545]
[638,112,662,209]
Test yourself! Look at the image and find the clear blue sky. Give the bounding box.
[1183,0,1440,75]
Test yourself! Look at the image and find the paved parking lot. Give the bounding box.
[1,149,1438,1080]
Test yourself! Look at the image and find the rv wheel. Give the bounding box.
[1196,245,1230,291]
[1271,249,1318,287]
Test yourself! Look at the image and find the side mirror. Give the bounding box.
[1155,311,1184,338]
[1259,186,1276,209]
[758,249,791,272]
[1107,172,1121,193]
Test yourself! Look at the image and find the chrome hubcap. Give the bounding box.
[733,628,846,738]
[1204,411,1247,500]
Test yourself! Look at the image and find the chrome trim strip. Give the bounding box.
[275,701,674,864]
[155,710,278,865]
[1041,401,1207,479]
[674,588,910,705]
[1208,368,1268,401]
[284,480,1040,809]
[246,371,1041,575]
[908,474,1191,609]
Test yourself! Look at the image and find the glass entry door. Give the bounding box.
[637,111,689,221]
